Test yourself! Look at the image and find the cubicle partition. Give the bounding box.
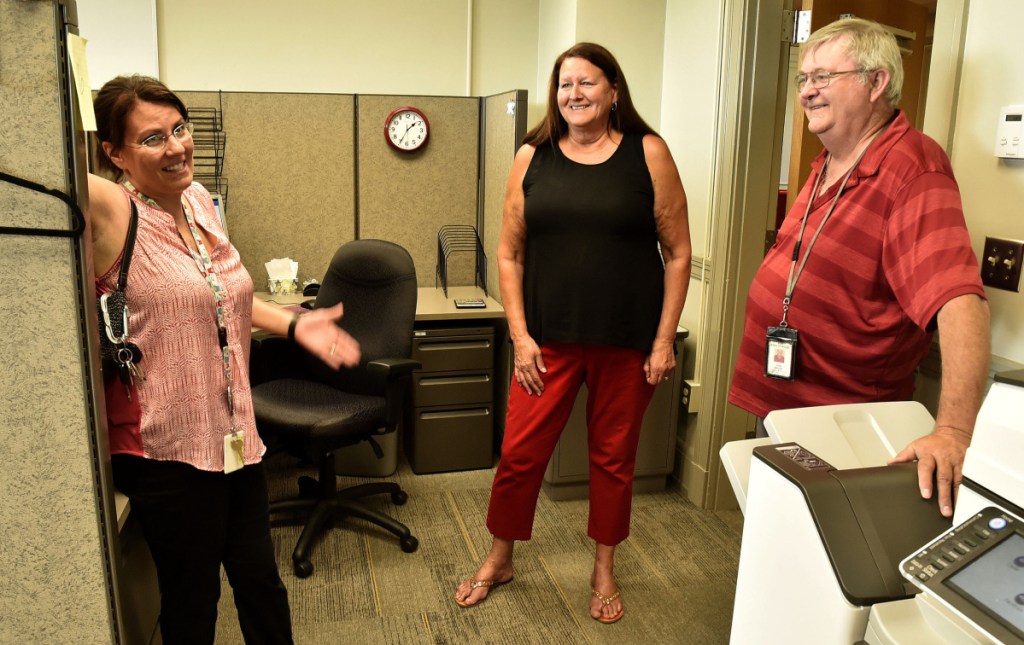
[173,89,524,291]
[175,91,357,287]
[1,1,121,642]
[480,89,527,300]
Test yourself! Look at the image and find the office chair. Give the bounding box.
[251,239,420,578]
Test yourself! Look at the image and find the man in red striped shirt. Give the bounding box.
[729,18,989,518]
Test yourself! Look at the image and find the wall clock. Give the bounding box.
[384,106,430,152]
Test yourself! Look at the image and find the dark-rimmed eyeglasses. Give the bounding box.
[794,69,868,91]
[129,122,195,150]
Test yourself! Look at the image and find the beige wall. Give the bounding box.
[155,0,472,95]
[946,0,1024,367]
[471,0,540,100]
[576,0,666,133]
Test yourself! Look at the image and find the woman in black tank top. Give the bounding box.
[454,43,692,624]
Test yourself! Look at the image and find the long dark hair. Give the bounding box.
[92,75,189,177]
[523,42,656,147]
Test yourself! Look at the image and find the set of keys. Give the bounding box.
[115,342,146,400]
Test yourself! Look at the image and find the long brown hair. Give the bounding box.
[92,75,189,177]
[523,42,656,147]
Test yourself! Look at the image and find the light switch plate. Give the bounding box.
[981,237,1024,292]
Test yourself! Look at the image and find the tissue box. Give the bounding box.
[267,278,300,295]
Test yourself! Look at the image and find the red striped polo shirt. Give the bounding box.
[729,111,986,418]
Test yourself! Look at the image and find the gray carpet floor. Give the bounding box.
[213,455,743,645]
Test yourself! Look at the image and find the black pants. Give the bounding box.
[112,455,293,645]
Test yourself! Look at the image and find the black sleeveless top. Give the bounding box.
[521,133,664,352]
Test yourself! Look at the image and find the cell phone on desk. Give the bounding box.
[455,298,486,309]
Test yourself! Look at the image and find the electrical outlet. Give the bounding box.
[981,237,1024,292]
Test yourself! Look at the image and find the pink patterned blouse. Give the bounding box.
[97,182,265,471]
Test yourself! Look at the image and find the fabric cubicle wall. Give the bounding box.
[357,94,480,287]
[1,1,118,641]
[174,91,497,289]
[480,89,528,301]
[175,91,357,286]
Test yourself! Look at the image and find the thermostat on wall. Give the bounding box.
[994,105,1024,158]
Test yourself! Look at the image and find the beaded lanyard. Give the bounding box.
[122,180,237,428]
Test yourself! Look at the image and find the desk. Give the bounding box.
[255,287,508,475]
[408,287,507,473]
[256,286,504,322]
[113,493,161,645]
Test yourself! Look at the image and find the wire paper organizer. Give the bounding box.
[189,98,229,203]
[435,224,488,297]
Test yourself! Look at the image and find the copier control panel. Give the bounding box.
[901,506,1024,644]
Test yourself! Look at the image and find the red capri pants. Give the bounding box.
[486,342,656,545]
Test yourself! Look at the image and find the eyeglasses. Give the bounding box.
[794,69,867,91]
[130,122,194,150]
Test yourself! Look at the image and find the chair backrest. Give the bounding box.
[306,239,417,394]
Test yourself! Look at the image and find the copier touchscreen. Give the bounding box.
[901,507,1024,644]
[944,533,1024,636]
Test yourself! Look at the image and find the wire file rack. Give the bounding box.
[435,224,487,297]
[189,102,229,203]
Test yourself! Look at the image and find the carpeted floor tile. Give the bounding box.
[213,456,742,644]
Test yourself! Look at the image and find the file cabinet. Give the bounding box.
[405,325,496,473]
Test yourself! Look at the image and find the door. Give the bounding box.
[783,0,935,218]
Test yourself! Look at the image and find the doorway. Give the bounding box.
[780,1,938,226]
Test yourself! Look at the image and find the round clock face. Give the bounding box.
[385,107,430,152]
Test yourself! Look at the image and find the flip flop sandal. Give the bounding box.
[454,576,514,608]
[591,588,625,624]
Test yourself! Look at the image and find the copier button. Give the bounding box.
[932,560,946,570]
[942,553,955,563]
[963,537,977,548]
[988,517,1008,531]
[954,544,968,555]
[917,572,929,581]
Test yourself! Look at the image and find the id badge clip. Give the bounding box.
[765,326,798,381]
[224,429,245,474]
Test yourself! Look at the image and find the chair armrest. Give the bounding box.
[366,358,421,429]
[366,358,421,379]
[250,332,307,386]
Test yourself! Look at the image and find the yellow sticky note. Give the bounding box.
[67,33,97,131]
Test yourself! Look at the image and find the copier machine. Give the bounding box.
[720,371,1024,644]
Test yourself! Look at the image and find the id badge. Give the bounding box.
[224,431,245,474]
[765,326,799,381]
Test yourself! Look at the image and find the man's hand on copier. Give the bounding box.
[889,425,972,518]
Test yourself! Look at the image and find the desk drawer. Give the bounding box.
[412,369,493,407]
[412,332,494,372]
[405,404,494,474]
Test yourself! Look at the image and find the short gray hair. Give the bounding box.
[802,17,903,106]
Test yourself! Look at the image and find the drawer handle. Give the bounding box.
[418,340,491,351]
[420,374,491,387]
[420,408,491,420]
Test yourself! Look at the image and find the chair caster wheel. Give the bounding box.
[297,476,318,498]
[400,535,419,553]
[391,490,408,505]
[294,559,314,578]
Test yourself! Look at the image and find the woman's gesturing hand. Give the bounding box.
[294,303,361,369]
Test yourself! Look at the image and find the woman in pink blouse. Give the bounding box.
[87,75,360,645]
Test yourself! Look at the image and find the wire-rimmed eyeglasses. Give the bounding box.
[129,122,195,150]
[794,69,868,91]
